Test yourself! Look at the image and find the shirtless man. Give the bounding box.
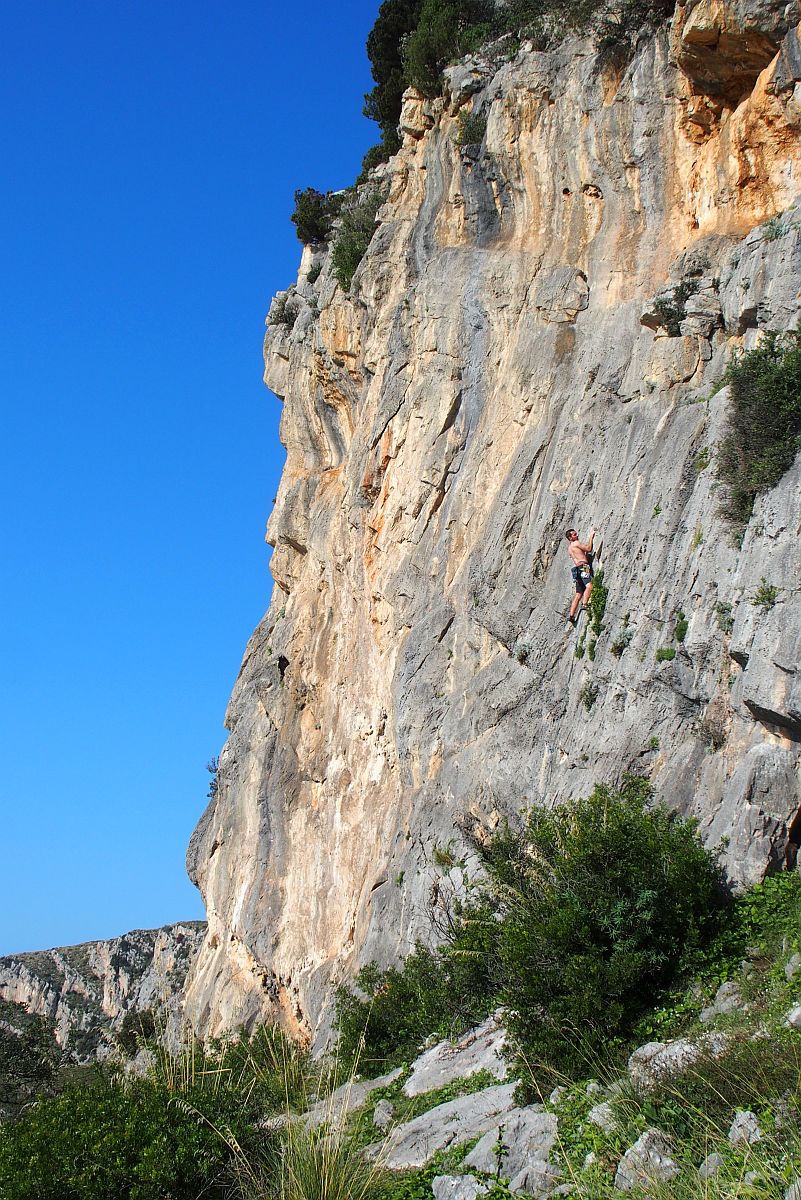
[565,527,595,627]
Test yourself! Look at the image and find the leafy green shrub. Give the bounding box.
[456,109,488,145]
[331,189,386,291]
[364,0,425,151]
[482,777,729,1084]
[716,328,801,525]
[586,568,607,637]
[0,1072,266,1200]
[656,646,676,662]
[652,279,699,337]
[116,1008,156,1058]
[674,611,688,642]
[579,680,598,710]
[0,1009,61,1118]
[751,577,780,611]
[402,0,493,95]
[291,188,341,245]
[268,294,299,328]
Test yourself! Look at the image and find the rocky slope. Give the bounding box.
[0,922,204,1059]
[185,0,801,1047]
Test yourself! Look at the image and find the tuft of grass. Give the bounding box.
[656,646,676,662]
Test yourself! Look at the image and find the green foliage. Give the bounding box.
[586,568,607,637]
[456,109,488,146]
[674,611,688,642]
[0,1027,311,1200]
[0,1071,265,1200]
[716,601,734,633]
[116,1008,156,1058]
[716,327,801,526]
[268,294,299,328]
[694,446,711,472]
[331,188,385,291]
[290,188,341,246]
[484,777,729,1084]
[307,262,322,285]
[402,0,493,96]
[0,1007,62,1118]
[579,680,598,710]
[364,0,425,149]
[652,279,699,337]
[751,577,780,611]
[656,646,676,662]
[763,213,786,241]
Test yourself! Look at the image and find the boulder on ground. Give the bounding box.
[615,1128,680,1191]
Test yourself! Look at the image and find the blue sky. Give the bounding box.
[0,0,380,955]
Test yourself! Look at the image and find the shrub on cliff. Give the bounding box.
[486,776,729,1083]
[290,188,341,246]
[717,327,801,526]
[331,188,386,291]
[402,0,493,95]
[364,0,425,152]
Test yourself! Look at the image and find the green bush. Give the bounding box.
[364,0,426,150]
[656,646,676,662]
[456,109,488,145]
[482,777,729,1083]
[402,0,493,96]
[0,1072,266,1200]
[290,188,341,246]
[716,327,801,525]
[0,1027,308,1200]
[331,189,386,291]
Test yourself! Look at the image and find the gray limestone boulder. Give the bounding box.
[700,980,745,1023]
[728,1109,763,1145]
[785,953,801,982]
[786,1179,801,1200]
[628,1032,729,1090]
[373,1098,395,1129]
[508,1161,562,1196]
[374,1082,518,1170]
[784,1005,801,1030]
[403,1013,509,1096]
[463,1106,558,1179]
[432,1176,489,1200]
[615,1129,680,1191]
[587,1101,617,1132]
[699,1152,726,1178]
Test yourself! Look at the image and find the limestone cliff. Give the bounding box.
[185,0,801,1047]
[0,923,204,1059]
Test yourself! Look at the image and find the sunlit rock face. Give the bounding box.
[0,923,204,1059]
[185,2,801,1048]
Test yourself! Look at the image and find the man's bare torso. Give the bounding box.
[568,541,590,567]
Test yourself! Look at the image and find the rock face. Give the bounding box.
[0,923,204,1059]
[185,0,801,1047]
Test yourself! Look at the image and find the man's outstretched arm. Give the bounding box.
[578,528,596,553]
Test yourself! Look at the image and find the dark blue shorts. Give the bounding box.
[571,564,593,593]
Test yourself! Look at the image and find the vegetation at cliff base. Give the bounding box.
[0,1027,304,1200]
[336,776,730,1082]
[717,327,801,526]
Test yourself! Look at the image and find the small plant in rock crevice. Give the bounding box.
[656,646,676,662]
[751,578,780,611]
[579,680,599,710]
[653,279,700,337]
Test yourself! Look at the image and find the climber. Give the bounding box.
[565,526,595,628]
